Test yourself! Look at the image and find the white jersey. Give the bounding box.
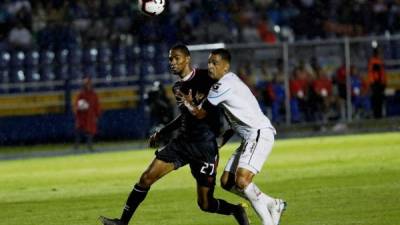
[207,72,275,139]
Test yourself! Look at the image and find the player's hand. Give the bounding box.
[149,131,160,148]
[176,89,193,105]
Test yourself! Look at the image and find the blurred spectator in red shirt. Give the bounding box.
[368,48,386,118]
[257,15,277,44]
[290,67,311,122]
[311,68,335,122]
[335,63,347,100]
[73,76,101,151]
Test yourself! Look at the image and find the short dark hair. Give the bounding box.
[211,48,231,63]
[170,44,190,56]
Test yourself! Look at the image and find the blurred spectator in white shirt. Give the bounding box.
[8,21,32,50]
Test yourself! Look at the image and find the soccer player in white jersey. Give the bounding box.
[179,48,287,225]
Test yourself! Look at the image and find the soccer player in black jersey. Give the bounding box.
[99,44,249,225]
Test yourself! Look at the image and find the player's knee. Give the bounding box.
[138,172,156,188]
[235,175,251,190]
[235,169,253,189]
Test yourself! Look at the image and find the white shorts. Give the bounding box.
[224,128,275,174]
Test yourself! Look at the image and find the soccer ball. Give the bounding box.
[138,0,165,16]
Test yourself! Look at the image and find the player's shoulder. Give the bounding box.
[194,68,208,76]
[193,68,215,86]
[209,80,231,97]
[193,68,211,80]
[209,73,237,94]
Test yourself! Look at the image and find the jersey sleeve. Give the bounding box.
[207,81,231,106]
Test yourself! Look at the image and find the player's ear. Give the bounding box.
[186,55,191,63]
[224,62,230,73]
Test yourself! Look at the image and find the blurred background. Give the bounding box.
[0,0,399,146]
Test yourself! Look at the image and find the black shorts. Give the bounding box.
[155,138,219,187]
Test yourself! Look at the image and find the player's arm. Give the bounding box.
[149,114,182,147]
[184,100,208,119]
[176,89,209,119]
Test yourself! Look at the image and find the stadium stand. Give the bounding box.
[0,0,399,144]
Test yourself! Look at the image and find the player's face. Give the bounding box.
[169,49,190,75]
[208,53,229,80]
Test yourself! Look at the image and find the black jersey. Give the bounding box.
[172,69,221,141]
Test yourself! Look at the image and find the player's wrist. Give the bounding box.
[183,99,197,114]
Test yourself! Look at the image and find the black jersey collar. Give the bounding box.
[181,68,196,82]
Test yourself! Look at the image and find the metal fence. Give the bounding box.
[189,34,400,125]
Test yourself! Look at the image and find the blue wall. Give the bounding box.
[0,108,149,145]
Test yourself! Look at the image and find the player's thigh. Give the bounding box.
[190,159,217,188]
[140,158,175,185]
[155,139,187,168]
[224,144,242,173]
[238,129,275,174]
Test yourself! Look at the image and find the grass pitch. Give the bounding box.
[0,132,399,225]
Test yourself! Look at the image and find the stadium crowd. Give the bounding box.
[235,49,386,124]
[0,0,400,50]
[0,0,396,125]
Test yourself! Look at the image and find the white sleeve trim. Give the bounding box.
[208,88,231,99]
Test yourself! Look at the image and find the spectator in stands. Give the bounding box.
[350,65,371,119]
[388,0,400,33]
[290,65,312,122]
[368,48,387,118]
[31,1,46,33]
[371,0,389,34]
[8,20,32,50]
[206,14,232,43]
[310,67,335,122]
[264,60,285,123]
[73,76,101,151]
[237,62,257,95]
[257,15,277,44]
[335,63,347,101]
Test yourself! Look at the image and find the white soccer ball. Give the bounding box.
[138,0,165,16]
[77,99,89,111]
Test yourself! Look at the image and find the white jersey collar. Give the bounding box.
[219,71,234,81]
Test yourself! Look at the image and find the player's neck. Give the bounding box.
[180,67,194,80]
[216,71,229,80]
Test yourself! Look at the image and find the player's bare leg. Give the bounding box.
[99,158,175,225]
[221,169,286,225]
[196,185,249,225]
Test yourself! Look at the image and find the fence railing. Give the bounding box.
[189,35,400,124]
[1,35,399,125]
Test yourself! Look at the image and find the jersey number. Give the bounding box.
[200,162,215,175]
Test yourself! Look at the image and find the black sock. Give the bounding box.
[212,199,238,215]
[120,184,149,224]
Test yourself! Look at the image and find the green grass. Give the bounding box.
[1,132,399,225]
